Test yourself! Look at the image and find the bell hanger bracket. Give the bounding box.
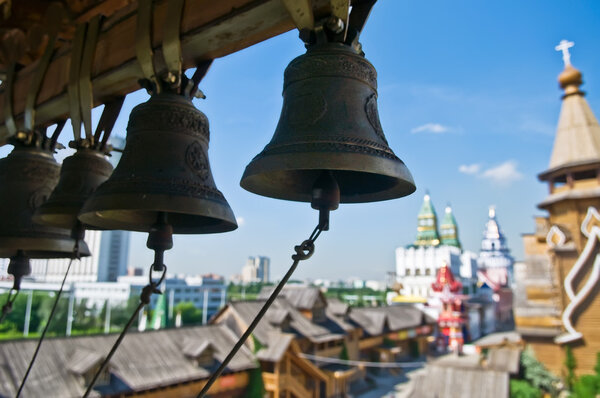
[136,0,208,98]
[296,0,377,53]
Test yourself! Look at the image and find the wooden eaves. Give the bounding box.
[0,0,336,144]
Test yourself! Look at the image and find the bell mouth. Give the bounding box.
[241,152,416,203]
[79,193,238,234]
[0,237,90,259]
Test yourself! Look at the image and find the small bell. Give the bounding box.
[34,148,113,231]
[79,92,237,233]
[241,41,415,203]
[0,144,90,259]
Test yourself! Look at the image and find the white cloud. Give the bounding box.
[236,217,245,227]
[480,160,523,184]
[410,123,450,134]
[458,163,481,175]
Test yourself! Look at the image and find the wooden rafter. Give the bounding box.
[0,0,340,144]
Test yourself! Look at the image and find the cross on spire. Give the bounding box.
[555,39,575,66]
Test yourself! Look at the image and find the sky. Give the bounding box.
[3,0,600,282]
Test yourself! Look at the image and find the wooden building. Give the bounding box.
[212,286,435,397]
[515,49,600,376]
[0,324,257,397]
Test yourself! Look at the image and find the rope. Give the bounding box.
[16,257,74,397]
[196,225,323,397]
[0,289,20,324]
[298,353,426,368]
[82,266,166,398]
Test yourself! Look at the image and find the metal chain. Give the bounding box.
[82,264,167,398]
[196,224,324,397]
[0,288,20,324]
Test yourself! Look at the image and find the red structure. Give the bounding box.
[432,262,466,354]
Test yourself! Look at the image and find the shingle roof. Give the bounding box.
[226,298,343,345]
[326,298,349,316]
[0,324,256,397]
[258,286,325,310]
[255,333,294,362]
[348,305,431,336]
[408,354,510,398]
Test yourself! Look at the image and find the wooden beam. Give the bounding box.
[0,0,301,143]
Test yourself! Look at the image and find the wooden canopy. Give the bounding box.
[0,0,345,143]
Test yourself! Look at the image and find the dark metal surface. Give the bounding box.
[0,144,90,259]
[240,41,416,203]
[33,149,113,230]
[79,92,238,234]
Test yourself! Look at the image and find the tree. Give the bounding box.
[246,367,265,398]
[520,346,559,395]
[565,346,577,391]
[174,302,203,326]
[340,342,349,361]
[510,380,541,398]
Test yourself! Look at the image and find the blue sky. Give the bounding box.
[4,0,600,281]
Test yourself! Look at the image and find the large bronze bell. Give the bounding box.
[0,144,90,258]
[240,42,416,203]
[79,92,237,233]
[34,149,113,230]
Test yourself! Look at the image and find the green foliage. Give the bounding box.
[246,367,265,398]
[174,302,203,326]
[510,379,541,398]
[572,375,598,398]
[340,342,349,361]
[521,346,559,395]
[565,346,577,391]
[251,334,264,354]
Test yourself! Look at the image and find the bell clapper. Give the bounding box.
[311,171,340,231]
[146,212,173,272]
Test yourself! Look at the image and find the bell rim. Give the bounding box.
[79,193,238,234]
[241,151,416,203]
[0,237,90,259]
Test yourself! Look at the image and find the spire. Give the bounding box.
[440,204,461,249]
[547,40,600,171]
[414,192,440,247]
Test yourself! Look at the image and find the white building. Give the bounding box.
[29,229,103,282]
[396,245,478,297]
[395,194,478,298]
[477,206,514,288]
[240,256,270,283]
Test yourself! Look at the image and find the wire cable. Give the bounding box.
[82,265,167,398]
[15,257,74,397]
[0,288,20,324]
[298,353,426,368]
[196,224,323,397]
[82,301,145,398]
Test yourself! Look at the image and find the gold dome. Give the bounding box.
[558,65,583,89]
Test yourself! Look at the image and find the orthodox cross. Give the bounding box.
[555,39,575,66]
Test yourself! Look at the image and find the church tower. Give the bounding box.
[516,41,600,376]
[477,206,514,288]
[414,193,441,247]
[440,205,461,249]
